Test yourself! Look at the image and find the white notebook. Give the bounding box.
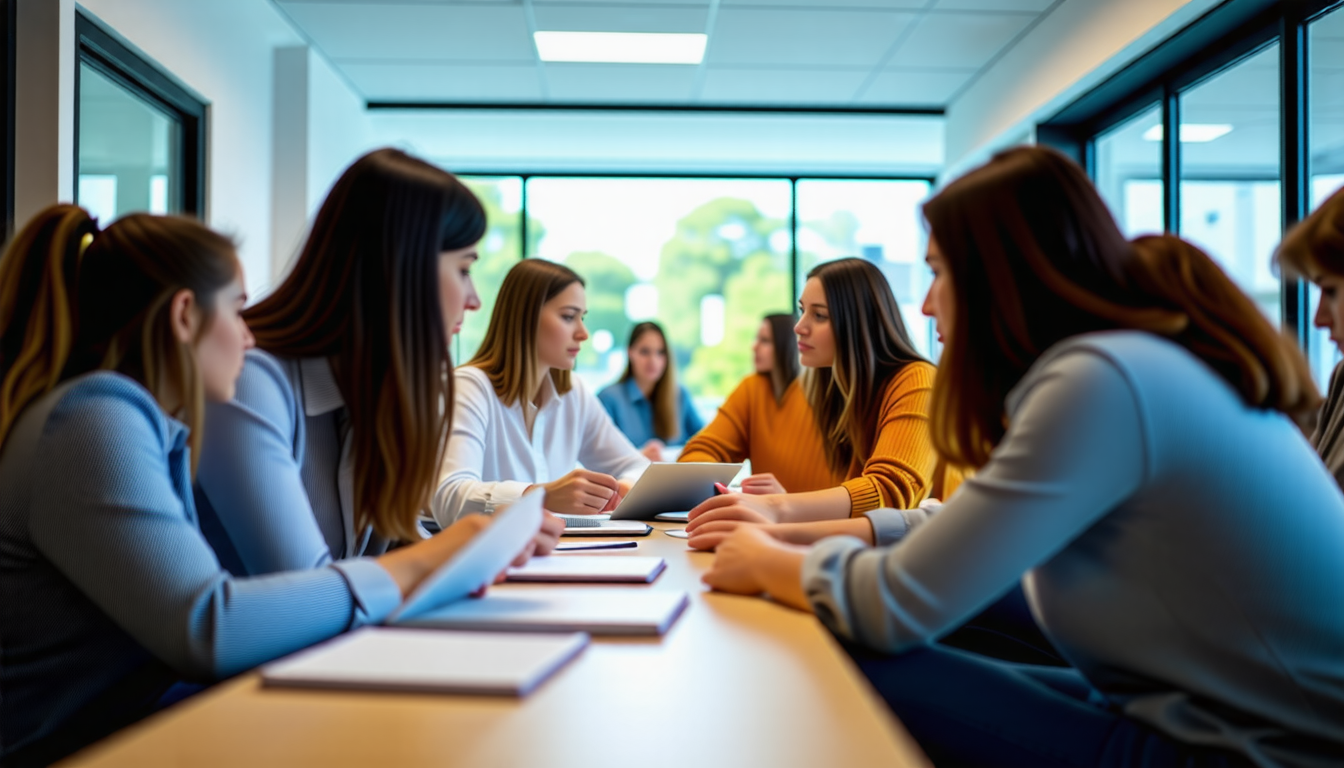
[261,627,588,696]
[396,588,690,636]
[506,555,666,583]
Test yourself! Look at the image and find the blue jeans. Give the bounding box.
[848,643,1254,768]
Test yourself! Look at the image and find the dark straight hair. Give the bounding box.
[0,205,239,473]
[762,313,800,403]
[924,145,1317,468]
[803,258,926,476]
[620,321,679,441]
[244,148,486,541]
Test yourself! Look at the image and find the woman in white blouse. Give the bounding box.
[433,259,650,525]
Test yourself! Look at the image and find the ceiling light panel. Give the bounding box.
[534,32,707,64]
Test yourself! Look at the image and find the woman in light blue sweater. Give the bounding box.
[0,206,506,765]
[691,147,1344,767]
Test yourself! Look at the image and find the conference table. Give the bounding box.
[61,520,930,768]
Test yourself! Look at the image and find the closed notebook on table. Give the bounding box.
[261,627,589,696]
[506,555,666,583]
[396,588,690,636]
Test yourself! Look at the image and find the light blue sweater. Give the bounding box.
[805,332,1344,768]
[0,373,401,756]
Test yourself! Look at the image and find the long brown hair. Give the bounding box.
[1277,184,1344,280]
[925,145,1318,468]
[762,312,800,403]
[620,321,679,441]
[802,258,927,476]
[468,259,584,405]
[244,148,485,541]
[0,205,239,473]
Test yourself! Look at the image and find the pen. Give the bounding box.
[554,541,638,552]
[714,482,730,495]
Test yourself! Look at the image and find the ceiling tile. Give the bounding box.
[344,63,544,101]
[699,68,870,105]
[531,5,708,33]
[885,11,1034,70]
[933,0,1055,11]
[856,68,975,105]
[544,64,698,102]
[707,8,918,68]
[276,2,534,61]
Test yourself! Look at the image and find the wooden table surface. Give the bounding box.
[62,521,929,768]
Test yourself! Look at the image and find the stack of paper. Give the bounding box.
[506,556,666,583]
[396,588,690,636]
[262,627,588,696]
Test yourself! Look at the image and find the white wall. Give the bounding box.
[942,0,1224,181]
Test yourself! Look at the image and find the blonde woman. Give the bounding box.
[433,259,650,524]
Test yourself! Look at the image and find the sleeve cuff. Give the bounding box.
[801,535,869,642]
[842,478,883,515]
[483,481,531,516]
[331,558,403,627]
[864,508,912,546]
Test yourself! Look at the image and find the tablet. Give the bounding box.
[385,490,543,624]
[608,462,742,520]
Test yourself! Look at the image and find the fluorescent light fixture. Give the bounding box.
[1142,124,1234,143]
[534,31,707,64]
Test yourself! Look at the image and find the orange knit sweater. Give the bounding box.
[839,361,942,516]
[679,375,844,493]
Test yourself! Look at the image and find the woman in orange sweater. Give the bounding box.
[678,313,844,494]
[688,257,946,527]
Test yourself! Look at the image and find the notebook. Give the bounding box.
[396,588,690,636]
[506,555,666,583]
[386,491,544,624]
[261,627,588,696]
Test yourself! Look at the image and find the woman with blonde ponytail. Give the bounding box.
[694,146,1344,767]
[0,206,516,765]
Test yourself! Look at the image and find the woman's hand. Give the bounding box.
[689,520,781,551]
[377,514,491,597]
[640,439,666,462]
[702,525,811,611]
[542,469,621,515]
[530,511,565,557]
[740,473,786,495]
[686,492,783,533]
[689,518,876,551]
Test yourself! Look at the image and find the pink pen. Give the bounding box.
[714,482,730,495]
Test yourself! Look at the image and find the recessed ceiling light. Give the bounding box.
[533,31,707,64]
[1142,124,1234,143]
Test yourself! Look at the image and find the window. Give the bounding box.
[74,14,204,222]
[457,175,523,364]
[526,177,793,418]
[1093,104,1164,237]
[795,179,935,358]
[1308,5,1344,387]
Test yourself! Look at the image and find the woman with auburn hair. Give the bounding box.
[695,146,1344,767]
[597,321,704,462]
[684,257,946,528]
[0,207,503,765]
[195,148,562,576]
[433,258,649,525]
[678,313,844,495]
[1277,185,1344,489]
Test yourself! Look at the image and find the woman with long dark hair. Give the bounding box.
[195,148,562,576]
[597,321,704,461]
[0,206,498,765]
[685,258,946,525]
[434,259,649,524]
[694,147,1344,767]
[678,313,842,495]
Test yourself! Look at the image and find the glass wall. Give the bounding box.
[1178,44,1283,325]
[1308,5,1344,387]
[77,63,181,222]
[457,176,524,363]
[1093,104,1164,237]
[526,177,793,419]
[795,179,935,358]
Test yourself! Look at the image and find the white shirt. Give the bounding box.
[432,366,650,524]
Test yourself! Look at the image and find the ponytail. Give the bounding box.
[0,205,97,445]
[1128,235,1318,423]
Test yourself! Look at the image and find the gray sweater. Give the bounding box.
[1311,360,1344,492]
[804,332,1344,768]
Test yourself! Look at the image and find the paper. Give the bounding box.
[262,627,588,696]
[398,588,690,636]
[506,555,666,583]
[387,491,544,624]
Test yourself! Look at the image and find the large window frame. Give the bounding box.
[74,12,206,219]
[1040,0,1343,361]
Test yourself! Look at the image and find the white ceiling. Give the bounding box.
[270,0,1061,108]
